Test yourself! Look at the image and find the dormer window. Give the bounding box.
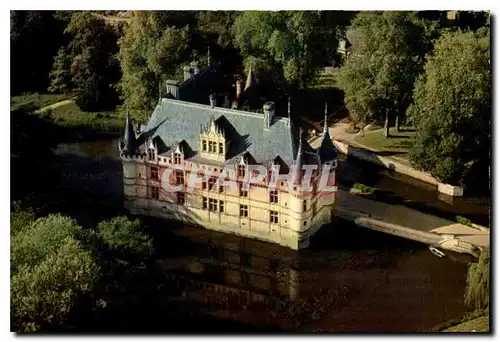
[202,140,207,152]
[208,141,217,153]
[238,164,246,178]
[148,148,155,161]
[219,142,224,154]
[174,152,182,164]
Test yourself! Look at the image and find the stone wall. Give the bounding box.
[332,139,465,197]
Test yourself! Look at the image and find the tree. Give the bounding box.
[48,11,121,111]
[95,216,153,263]
[117,11,191,119]
[232,11,339,91]
[336,11,434,137]
[10,11,68,95]
[11,214,99,332]
[407,30,490,186]
[465,248,490,312]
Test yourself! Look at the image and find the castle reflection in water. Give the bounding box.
[153,225,327,329]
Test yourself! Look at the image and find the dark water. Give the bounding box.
[47,138,489,332]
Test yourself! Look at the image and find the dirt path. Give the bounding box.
[35,98,75,114]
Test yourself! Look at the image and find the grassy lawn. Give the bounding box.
[354,127,416,159]
[311,67,339,89]
[11,93,72,111]
[41,102,122,132]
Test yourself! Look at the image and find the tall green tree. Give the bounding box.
[11,214,99,332]
[232,11,339,91]
[49,11,121,111]
[117,11,191,119]
[10,11,68,95]
[336,11,434,136]
[407,30,490,186]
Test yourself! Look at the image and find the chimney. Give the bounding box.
[165,80,180,99]
[235,76,243,99]
[191,61,200,76]
[209,93,216,108]
[183,65,192,81]
[263,102,275,129]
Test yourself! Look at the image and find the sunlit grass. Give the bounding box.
[11,93,72,111]
[354,127,416,159]
[42,102,122,132]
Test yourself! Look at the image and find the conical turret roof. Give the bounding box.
[122,111,137,153]
[318,102,337,163]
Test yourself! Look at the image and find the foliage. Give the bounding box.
[352,183,379,194]
[456,215,473,227]
[117,11,191,119]
[196,11,237,49]
[10,11,68,95]
[407,30,490,185]
[10,202,35,235]
[465,248,490,311]
[11,214,99,332]
[232,11,340,91]
[49,11,121,111]
[95,216,153,262]
[336,12,435,132]
[38,102,121,132]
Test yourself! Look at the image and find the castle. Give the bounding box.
[119,58,338,249]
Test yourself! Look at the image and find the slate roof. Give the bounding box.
[141,98,311,166]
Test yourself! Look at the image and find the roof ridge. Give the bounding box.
[160,98,291,125]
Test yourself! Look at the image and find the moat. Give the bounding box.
[40,137,489,332]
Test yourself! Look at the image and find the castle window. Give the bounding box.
[151,187,159,200]
[270,210,278,224]
[219,142,224,154]
[148,148,155,161]
[219,185,224,193]
[202,140,207,152]
[174,152,182,164]
[270,190,278,204]
[208,177,216,191]
[209,198,218,212]
[303,200,307,212]
[208,141,217,153]
[202,197,207,209]
[238,164,246,178]
[177,192,185,205]
[175,170,184,185]
[202,181,207,190]
[303,220,307,226]
[239,184,248,198]
[150,166,159,180]
[219,200,224,213]
[239,205,248,217]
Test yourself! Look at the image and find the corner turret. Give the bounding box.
[120,111,137,154]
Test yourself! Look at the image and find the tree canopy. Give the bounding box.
[336,11,434,135]
[11,214,99,332]
[407,30,490,186]
[465,247,490,311]
[49,11,121,111]
[117,11,191,119]
[232,11,340,91]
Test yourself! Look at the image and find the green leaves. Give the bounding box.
[408,30,490,185]
[11,214,99,332]
[337,12,432,129]
[96,216,153,261]
[117,12,191,119]
[48,11,120,111]
[232,11,337,89]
